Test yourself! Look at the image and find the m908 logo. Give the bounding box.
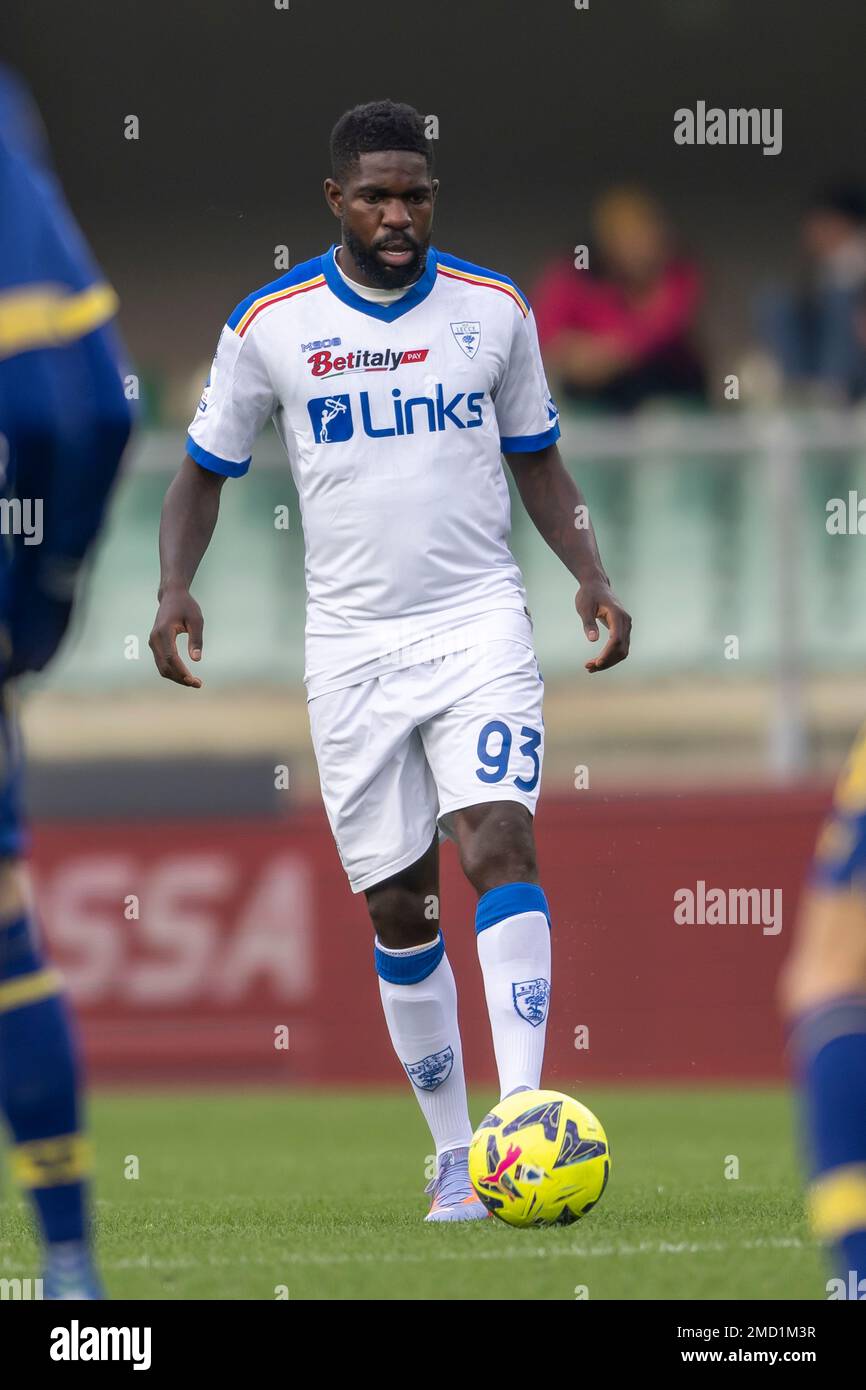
[307,385,484,444]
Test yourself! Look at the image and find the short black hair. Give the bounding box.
[330,100,432,182]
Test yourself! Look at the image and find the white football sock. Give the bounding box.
[475,884,552,1100]
[375,935,473,1159]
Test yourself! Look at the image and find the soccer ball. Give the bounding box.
[468,1089,610,1227]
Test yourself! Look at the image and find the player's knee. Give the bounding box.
[365,883,436,951]
[458,806,538,896]
[779,952,866,1018]
[0,857,28,931]
[777,948,849,1020]
[778,888,866,1018]
[777,951,808,1020]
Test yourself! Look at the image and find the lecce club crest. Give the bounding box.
[512,978,551,1027]
[405,1046,454,1092]
[451,321,481,358]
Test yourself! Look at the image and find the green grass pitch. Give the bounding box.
[0,1087,826,1300]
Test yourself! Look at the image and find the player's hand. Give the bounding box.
[575,577,632,673]
[149,587,205,688]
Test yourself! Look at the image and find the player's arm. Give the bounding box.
[149,456,226,688]
[493,297,631,673]
[2,324,133,677]
[505,442,631,672]
[149,313,276,687]
[0,71,134,677]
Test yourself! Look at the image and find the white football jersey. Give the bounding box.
[187,245,560,698]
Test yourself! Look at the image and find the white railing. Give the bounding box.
[42,411,866,776]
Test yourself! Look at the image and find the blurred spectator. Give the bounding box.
[533,187,706,412]
[757,183,866,404]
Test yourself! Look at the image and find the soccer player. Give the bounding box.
[150,100,630,1222]
[0,67,132,1294]
[780,728,866,1293]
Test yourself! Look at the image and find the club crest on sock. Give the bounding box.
[405,1046,454,1091]
[512,978,551,1027]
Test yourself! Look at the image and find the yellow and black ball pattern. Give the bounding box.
[468,1089,610,1227]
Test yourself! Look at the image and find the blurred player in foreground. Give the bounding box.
[151,100,630,1221]
[0,67,132,1296]
[781,730,866,1295]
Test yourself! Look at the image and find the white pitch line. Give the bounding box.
[0,1234,814,1278]
[85,1234,811,1273]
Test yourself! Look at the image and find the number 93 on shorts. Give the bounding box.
[306,638,545,894]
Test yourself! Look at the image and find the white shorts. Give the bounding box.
[307,639,545,893]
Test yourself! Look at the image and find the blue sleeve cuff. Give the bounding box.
[186,435,251,478]
[499,420,561,454]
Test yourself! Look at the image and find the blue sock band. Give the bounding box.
[374,932,445,985]
[791,994,866,1283]
[475,882,551,936]
[0,913,87,1244]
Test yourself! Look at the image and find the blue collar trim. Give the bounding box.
[321,244,439,322]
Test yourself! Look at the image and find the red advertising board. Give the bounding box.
[30,788,829,1085]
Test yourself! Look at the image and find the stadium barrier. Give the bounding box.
[40,409,866,775]
[32,787,827,1085]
